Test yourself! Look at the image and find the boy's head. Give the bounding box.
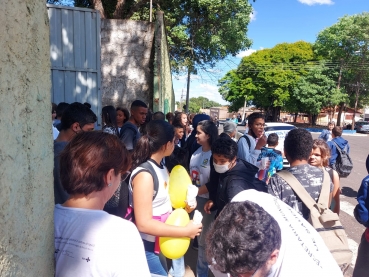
[267,133,279,148]
[173,124,184,140]
[332,126,342,138]
[284,128,313,163]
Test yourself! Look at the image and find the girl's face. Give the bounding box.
[196,126,210,146]
[250,118,265,138]
[181,114,188,126]
[116,110,125,125]
[309,147,323,167]
[175,127,184,140]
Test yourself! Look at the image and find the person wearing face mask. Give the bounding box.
[204,133,267,218]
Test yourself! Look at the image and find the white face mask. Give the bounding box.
[213,162,231,173]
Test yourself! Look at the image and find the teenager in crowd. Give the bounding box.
[319,121,335,142]
[237,112,268,166]
[54,102,97,204]
[204,134,261,217]
[206,191,343,277]
[129,120,202,276]
[101,105,119,136]
[189,120,218,277]
[116,107,129,132]
[55,132,150,276]
[309,139,341,214]
[120,100,148,152]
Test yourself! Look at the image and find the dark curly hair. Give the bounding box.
[211,133,238,160]
[206,201,281,277]
[284,128,313,161]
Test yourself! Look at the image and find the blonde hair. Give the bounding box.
[312,139,331,167]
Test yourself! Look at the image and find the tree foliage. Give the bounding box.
[314,12,369,125]
[187,96,222,113]
[291,63,346,125]
[219,41,315,120]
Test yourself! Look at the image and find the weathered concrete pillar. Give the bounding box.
[0,1,54,276]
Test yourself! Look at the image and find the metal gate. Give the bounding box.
[47,4,101,125]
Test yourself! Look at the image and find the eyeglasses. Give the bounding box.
[121,171,131,182]
[254,123,266,127]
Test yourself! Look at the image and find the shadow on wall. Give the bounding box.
[100,19,155,109]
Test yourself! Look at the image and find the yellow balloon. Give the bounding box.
[169,165,191,208]
[159,208,191,259]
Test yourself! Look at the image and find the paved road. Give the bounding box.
[182,127,368,277]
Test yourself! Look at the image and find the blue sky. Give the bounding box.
[173,0,369,106]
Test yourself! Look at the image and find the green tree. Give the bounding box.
[219,41,315,120]
[187,96,222,113]
[314,12,369,126]
[291,64,346,125]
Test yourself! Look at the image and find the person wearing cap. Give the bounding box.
[222,121,237,141]
[319,121,335,142]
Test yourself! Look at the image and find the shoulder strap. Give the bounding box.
[317,169,331,208]
[139,161,159,200]
[277,170,330,209]
[240,135,251,150]
[332,140,345,153]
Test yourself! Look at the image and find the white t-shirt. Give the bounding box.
[129,159,172,242]
[231,190,343,277]
[190,146,212,199]
[54,205,150,277]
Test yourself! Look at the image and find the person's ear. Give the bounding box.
[267,249,279,266]
[71,122,80,133]
[104,168,115,187]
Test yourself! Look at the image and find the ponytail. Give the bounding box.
[131,135,152,169]
[131,120,174,170]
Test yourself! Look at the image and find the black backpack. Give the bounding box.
[118,123,139,148]
[331,141,353,178]
[103,161,159,221]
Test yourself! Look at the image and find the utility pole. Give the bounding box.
[185,67,190,113]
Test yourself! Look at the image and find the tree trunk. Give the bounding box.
[90,0,106,18]
[113,0,126,18]
[336,64,343,126]
[311,114,317,126]
[294,112,298,123]
[336,102,345,127]
[352,85,360,130]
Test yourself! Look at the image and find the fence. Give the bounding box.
[47,4,101,125]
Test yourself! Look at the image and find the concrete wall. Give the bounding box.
[101,19,155,109]
[0,1,54,276]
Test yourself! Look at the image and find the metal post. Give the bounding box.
[185,67,190,113]
[149,0,152,22]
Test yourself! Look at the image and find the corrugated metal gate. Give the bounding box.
[47,4,101,125]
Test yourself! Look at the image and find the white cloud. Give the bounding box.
[250,9,257,22]
[236,49,257,58]
[298,0,334,5]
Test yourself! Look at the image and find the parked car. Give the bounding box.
[346,121,369,132]
[355,121,369,133]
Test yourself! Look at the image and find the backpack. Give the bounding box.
[277,170,352,272]
[331,141,353,178]
[118,123,138,148]
[103,161,159,222]
[238,134,251,151]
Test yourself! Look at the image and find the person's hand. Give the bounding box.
[255,134,267,150]
[185,220,203,239]
[185,201,197,213]
[204,200,214,214]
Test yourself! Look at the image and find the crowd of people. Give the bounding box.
[51,99,369,277]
